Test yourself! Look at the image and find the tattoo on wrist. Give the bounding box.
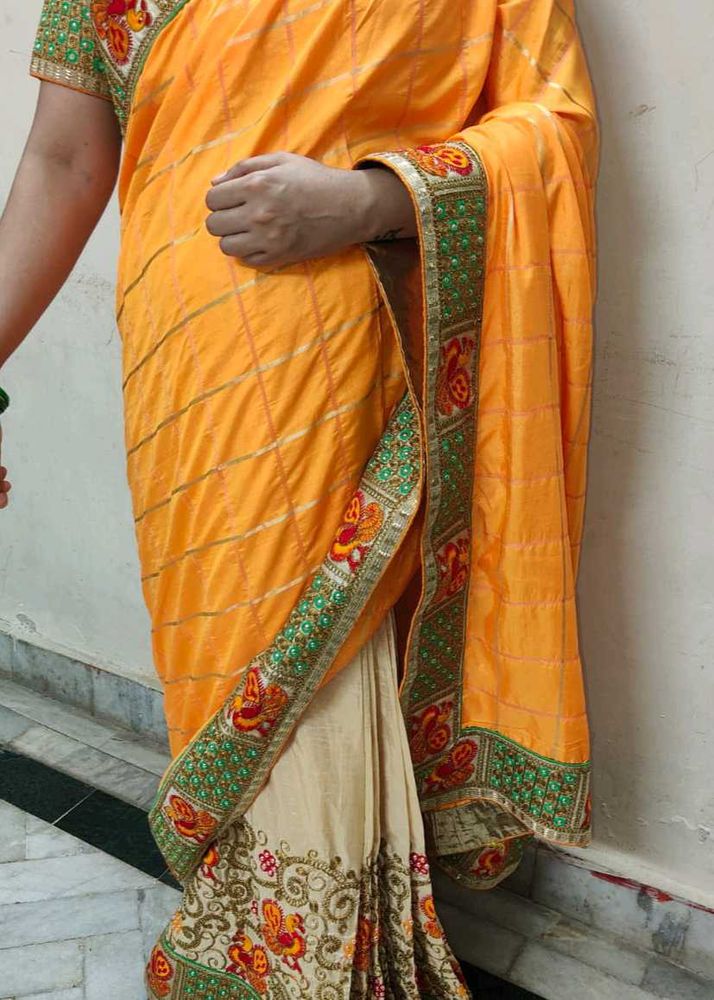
[373,227,404,242]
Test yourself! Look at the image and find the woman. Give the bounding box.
[0,0,597,996]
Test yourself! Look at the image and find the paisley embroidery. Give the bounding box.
[472,841,510,880]
[227,933,271,994]
[329,489,384,572]
[225,668,289,736]
[436,336,476,416]
[409,699,454,765]
[424,738,478,793]
[91,1,153,67]
[164,793,218,844]
[406,144,475,178]
[260,900,307,972]
[147,946,174,998]
[199,843,220,881]
[434,532,470,604]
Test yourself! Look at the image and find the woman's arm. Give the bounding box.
[0,81,121,508]
[204,152,417,269]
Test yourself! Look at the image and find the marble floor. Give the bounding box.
[0,797,179,999]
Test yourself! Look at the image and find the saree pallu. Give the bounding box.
[31,0,597,995]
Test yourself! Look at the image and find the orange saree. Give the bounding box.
[31,0,597,995]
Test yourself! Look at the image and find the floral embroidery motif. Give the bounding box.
[199,844,220,881]
[225,668,289,736]
[258,849,278,876]
[150,821,469,999]
[147,946,174,998]
[407,144,475,178]
[261,900,307,972]
[91,0,153,65]
[424,738,478,793]
[164,794,218,845]
[420,895,443,939]
[436,336,476,416]
[329,490,384,572]
[227,933,271,994]
[409,700,454,765]
[434,532,470,604]
[473,841,510,880]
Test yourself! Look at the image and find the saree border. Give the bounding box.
[149,394,423,883]
[148,936,261,1000]
[358,142,591,850]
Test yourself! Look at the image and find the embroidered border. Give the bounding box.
[149,396,422,882]
[359,142,591,847]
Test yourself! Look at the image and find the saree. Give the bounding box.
[31,0,597,995]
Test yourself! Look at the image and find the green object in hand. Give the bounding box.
[0,387,9,414]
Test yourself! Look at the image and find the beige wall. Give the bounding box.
[1,2,713,897]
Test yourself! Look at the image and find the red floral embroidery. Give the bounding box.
[146,946,173,998]
[407,144,474,178]
[227,933,271,994]
[409,699,453,765]
[261,899,307,972]
[164,793,217,844]
[435,532,470,603]
[420,895,443,938]
[199,843,220,881]
[436,336,476,417]
[330,490,384,572]
[369,977,387,999]
[409,852,430,875]
[91,1,153,67]
[473,841,509,879]
[258,850,278,876]
[353,915,379,972]
[226,668,288,736]
[424,738,478,793]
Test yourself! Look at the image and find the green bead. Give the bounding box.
[331,589,346,605]
[312,595,326,611]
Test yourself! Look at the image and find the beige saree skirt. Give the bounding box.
[147,615,471,999]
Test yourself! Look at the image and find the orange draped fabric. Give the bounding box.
[31,0,597,844]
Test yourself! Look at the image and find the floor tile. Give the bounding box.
[0,890,140,949]
[17,990,84,1000]
[25,814,96,861]
[0,939,83,996]
[10,726,85,769]
[58,744,160,810]
[101,733,169,777]
[84,929,147,1000]
[138,883,181,963]
[0,678,115,750]
[510,942,656,1000]
[0,705,33,745]
[0,753,93,824]
[436,898,525,978]
[57,788,167,878]
[0,801,26,863]
[542,916,648,985]
[433,869,560,940]
[642,956,714,1000]
[0,848,156,905]
[461,962,543,999]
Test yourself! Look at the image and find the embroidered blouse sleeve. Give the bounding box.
[30,0,112,102]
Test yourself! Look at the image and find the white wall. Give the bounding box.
[0,4,153,683]
[1,2,713,896]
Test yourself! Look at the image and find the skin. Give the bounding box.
[0,82,417,513]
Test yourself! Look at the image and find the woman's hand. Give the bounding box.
[0,423,11,510]
[205,152,416,268]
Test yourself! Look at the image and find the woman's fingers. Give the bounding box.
[218,233,267,260]
[205,206,250,237]
[211,153,288,186]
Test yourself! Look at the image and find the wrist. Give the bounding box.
[350,165,417,243]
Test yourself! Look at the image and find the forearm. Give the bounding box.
[353,167,418,244]
[0,149,115,369]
